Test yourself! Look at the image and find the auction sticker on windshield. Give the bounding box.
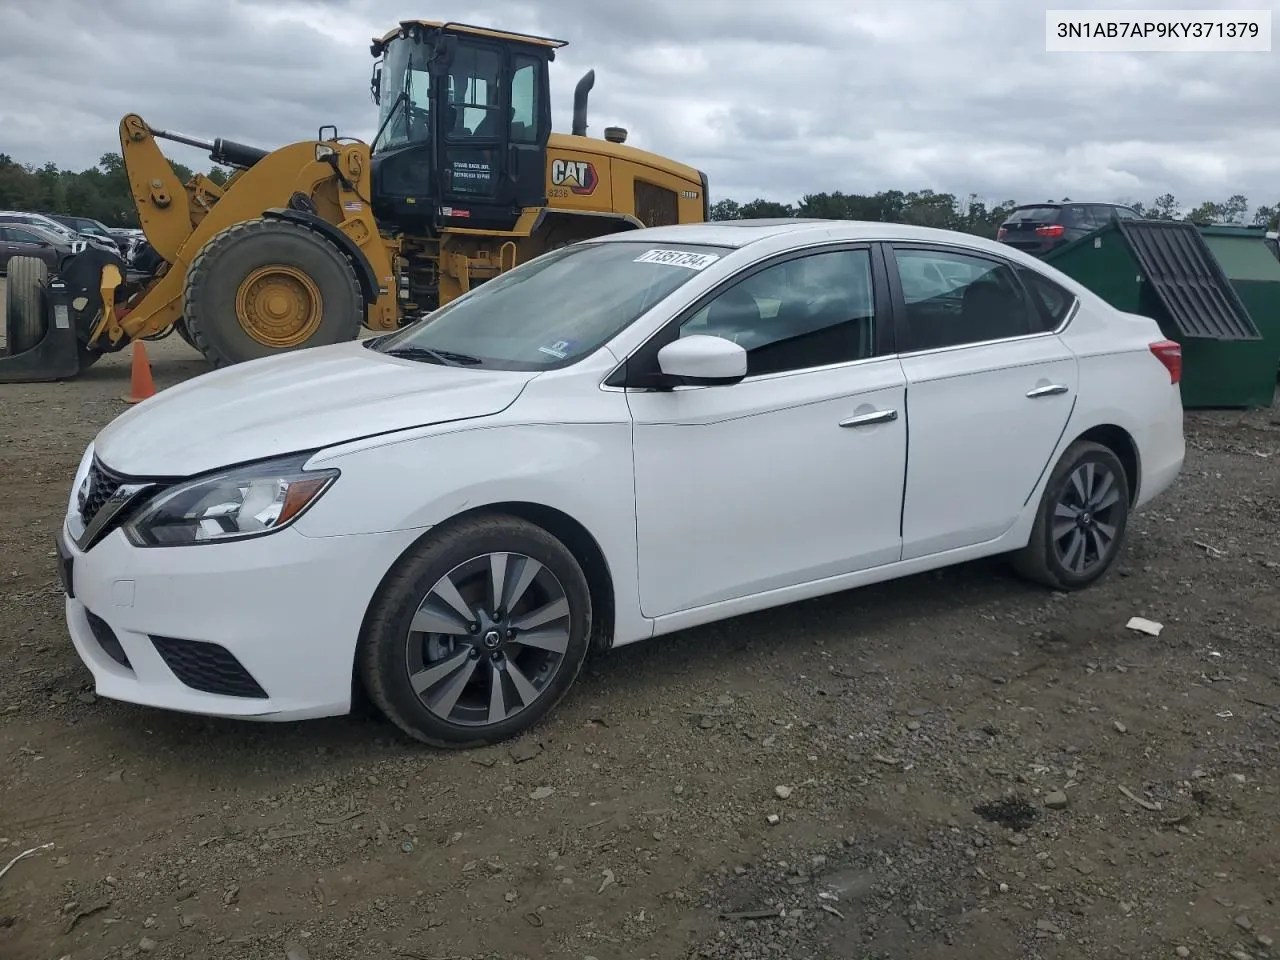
[633,249,721,270]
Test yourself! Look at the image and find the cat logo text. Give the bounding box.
[549,158,598,196]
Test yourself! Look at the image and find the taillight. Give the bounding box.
[996,226,1007,240]
[1035,224,1065,238]
[1149,340,1182,384]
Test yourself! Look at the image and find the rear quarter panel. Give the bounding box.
[1056,300,1185,508]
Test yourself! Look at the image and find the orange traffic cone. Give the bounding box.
[122,340,157,404]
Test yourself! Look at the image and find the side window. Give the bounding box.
[1016,265,1077,331]
[679,249,877,376]
[8,227,43,244]
[894,249,1040,351]
[1059,205,1086,228]
[510,57,540,143]
[1113,206,1139,220]
[1088,205,1115,227]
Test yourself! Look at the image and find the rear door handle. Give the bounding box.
[839,409,898,428]
[1026,384,1069,398]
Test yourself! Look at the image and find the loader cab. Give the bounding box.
[369,22,561,233]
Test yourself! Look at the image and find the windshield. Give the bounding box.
[371,241,729,370]
[373,36,432,154]
[22,215,76,239]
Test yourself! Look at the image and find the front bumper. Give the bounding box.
[59,520,425,721]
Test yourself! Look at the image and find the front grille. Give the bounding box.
[78,458,124,527]
[150,636,269,699]
[85,610,131,668]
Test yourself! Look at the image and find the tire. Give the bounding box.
[173,317,195,348]
[358,513,593,748]
[1010,440,1131,590]
[4,256,48,355]
[183,218,363,368]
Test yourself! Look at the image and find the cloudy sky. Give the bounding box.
[2,0,1278,211]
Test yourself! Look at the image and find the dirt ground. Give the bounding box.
[1,287,1278,960]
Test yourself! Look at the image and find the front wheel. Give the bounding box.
[358,514,593,748]
[183,218,364,368]
[1010,440,1130,590]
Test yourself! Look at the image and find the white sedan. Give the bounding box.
[56,219,1185,747]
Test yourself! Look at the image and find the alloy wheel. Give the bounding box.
[404,552,572,727]
[1051,461,1123,576]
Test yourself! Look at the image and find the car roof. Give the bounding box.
[589,218,1024,256]
[1011,201,1134,209]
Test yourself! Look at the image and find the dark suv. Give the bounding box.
[997,202,1139,256]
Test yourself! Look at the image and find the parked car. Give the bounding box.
[997,202,1140,255]
[43,213,123,256]
[106,227,145,263]
[56,219,1185,747]
[0,221,81,273]
[0,210,109,260]
[0,210,117,257]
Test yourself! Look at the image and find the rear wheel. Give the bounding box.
[183,218,364,368]
[4,256,48,355]
[1011,440,1130,590]
[358,514,592,748]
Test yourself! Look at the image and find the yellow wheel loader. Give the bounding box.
[0,19,710,383]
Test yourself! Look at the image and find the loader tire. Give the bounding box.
[183,218,364,368]
[173,317,195,349]
[4,256,49,356]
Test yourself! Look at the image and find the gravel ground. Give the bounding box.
[1,303,1277,960]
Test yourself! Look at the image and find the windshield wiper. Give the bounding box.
[384,345,483,366]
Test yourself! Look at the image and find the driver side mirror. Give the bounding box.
[370,64,382,105]
[656,335,747,386]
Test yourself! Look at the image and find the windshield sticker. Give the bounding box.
[538,339,574,360]
[633,249,720,270]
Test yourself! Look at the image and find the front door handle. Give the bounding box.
[839,409,898,428]
[1026,384,1069,398]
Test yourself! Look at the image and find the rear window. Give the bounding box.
[1005,206,1061,223]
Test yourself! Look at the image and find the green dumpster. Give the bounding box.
[1042,219,1276,409]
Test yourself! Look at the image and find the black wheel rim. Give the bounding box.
[1052,461,1123,576]
[404,553,571,728]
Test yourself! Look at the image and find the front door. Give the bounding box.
[886,244,1080,560]
[627,245,908,619]
[436,40,551,232]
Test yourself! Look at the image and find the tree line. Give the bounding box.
[3,150,1277,237]
[710,191,1280,238]
[0,153,229,227]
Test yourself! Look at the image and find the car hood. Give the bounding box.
[93,339,538,477]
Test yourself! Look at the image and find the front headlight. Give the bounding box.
[123,454,339,547]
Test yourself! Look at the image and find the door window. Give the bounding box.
[6,227,45,245]
[1015,265,1077,331]
[678,249,878,376]
[445,45,502,138]
[893,248,1041,351]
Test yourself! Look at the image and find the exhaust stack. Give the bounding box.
[571,70,595,136]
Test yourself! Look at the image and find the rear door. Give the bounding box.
[886,243,1079,560]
